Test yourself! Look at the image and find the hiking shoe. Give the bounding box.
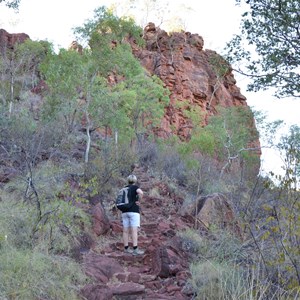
[132,248,144,256]
[124,248,133,254]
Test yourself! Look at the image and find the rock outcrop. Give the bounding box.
[131,23,249,140]
[182,193,243,239]
[0,28,29,54]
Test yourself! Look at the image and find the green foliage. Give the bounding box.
[0,179,90,297]
[206,106,258,159]
[190,261,247,300]
[236,123,300,293]
[180,227,300,299]
[1,184,91,254]
[0,151,91,249]
[256,125,300,289]
[208,51,231,79]
[175,99,203,132]
[41,7,169,151]
[277,125,300,181]
[39,49,85,129]
[74,6,144,48]
[179,106,258,162]
[179,228,247,263]
[124,73,170,142]
[176,106,260,195]
[225,0,300,98]
[179,228,250,299]
[0,39,50,108]
[0,0,20,9]
[0,247,87,299]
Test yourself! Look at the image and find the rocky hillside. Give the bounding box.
[68,22,259,145]
[0,26,257,299]
[0,26,259,147]
[81,165,241,299]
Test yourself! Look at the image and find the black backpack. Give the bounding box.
[115,186,134,212]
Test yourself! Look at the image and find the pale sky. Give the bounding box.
[1,0,299,176]
[0,0,243,50]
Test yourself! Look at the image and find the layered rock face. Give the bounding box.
[132,23,248,140]
[0,29,29,54]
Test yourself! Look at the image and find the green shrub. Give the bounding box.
[0,176,91,254]
[178,227,247,263]
[190,260,300,300]
[177,229,203,257]
[190,261,245,300]
[0,246,88,299]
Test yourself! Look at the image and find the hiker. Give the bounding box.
[121,174,144,255]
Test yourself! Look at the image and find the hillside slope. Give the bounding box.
[81,165,240,300]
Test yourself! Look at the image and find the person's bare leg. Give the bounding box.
[123,227,129,247]
[132,226,138,247]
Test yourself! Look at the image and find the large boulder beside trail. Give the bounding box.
[182,193,243,239]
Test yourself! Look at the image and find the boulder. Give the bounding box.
[183,193,242,238]
[83,253,123,283]
[91,203,110,236]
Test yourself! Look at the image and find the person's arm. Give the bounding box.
[136,188,143,201]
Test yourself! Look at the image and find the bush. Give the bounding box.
[190,261,246,300]
[178,227,247,263]
[0,246,88,299]
[0,185,91,254]
[190,260,300,300]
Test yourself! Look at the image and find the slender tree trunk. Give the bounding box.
[9,71,14,118]
[115,129,118,160]
[84,111,91,164]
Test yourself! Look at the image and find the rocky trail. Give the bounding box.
[80,166,197,300]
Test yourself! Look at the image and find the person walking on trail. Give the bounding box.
[121,174,144,255]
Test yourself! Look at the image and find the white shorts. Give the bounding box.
[122,212,140,228]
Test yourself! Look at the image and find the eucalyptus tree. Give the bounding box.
[0,39,50,116]
[39,48,86,133]
[0,0,20,9]
[225,0,300,98]
[276,125,300,188]
[74,6,170,151]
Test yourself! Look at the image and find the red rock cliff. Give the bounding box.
[0,28,29,54]
[131,23,249,140]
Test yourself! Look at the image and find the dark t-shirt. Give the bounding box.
[121,184,140,214]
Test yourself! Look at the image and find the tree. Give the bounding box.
[276,125,300,188]
[74,6,144,51]
[0,0,20,9]
[107,0,192,32]
[0,39,50,116]
[248,125,300,290]
[40,48,86,133]
[73,6,170,152]
[225,0,300,98]
[123,73,170,146]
